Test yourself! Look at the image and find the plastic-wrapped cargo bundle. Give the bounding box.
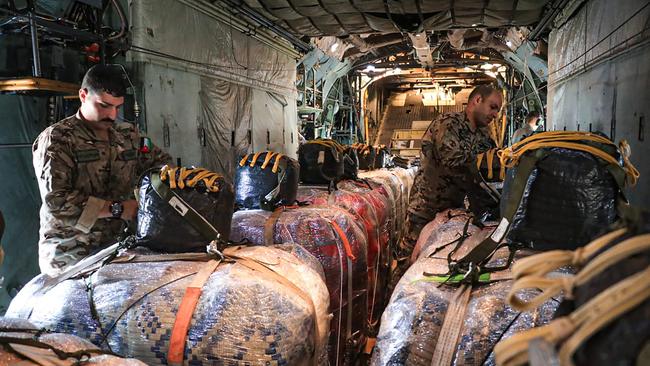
[499,132,634,251]
[296,184,390,332]
[410,209,476,262]
[496,212,650,366]
[342,146,359,180]
[372,222,561,366]
[390,167,415,204]
[337,179,394,264]
[298,139,345,184]
[359,170,408,236]
[235,151,300,210]
[0,317,146,365]
[230,207,368,365]
[136,166,234,252]
[7,245,330,366]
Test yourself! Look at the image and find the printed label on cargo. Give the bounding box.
[169,196,189,216]
[490,217,509,242]
[317,151,325,164]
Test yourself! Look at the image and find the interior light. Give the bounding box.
[506,40,513,47]
[471,23,478,27]
[480,63,493,70]
[394,67,402,73]
[364,65,376,72]
[330,43,339,52]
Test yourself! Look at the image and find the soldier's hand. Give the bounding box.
[122,200,139,221]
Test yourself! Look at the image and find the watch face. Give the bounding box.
[111,202,123,218]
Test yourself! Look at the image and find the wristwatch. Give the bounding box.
[110,201,124,219]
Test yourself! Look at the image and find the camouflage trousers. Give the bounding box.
[388,211,435,295]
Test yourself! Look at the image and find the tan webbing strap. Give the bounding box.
[495,266,650,366]
[508,233,650,311]
[110,253,213,264]
[168,259,222,365]
[264,207,286,247]
[511,228,627,279]
[430,284,472,366]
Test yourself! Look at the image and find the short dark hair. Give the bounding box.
[468,85,501,103]
[526,111,541,122]
[81,64,128,97]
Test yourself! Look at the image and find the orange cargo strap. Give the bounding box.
[264,208,285,246]
[167,259,222,365]
[329,220,356,260]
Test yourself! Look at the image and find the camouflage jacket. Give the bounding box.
[408,111,496,221]
[32,113,171,275]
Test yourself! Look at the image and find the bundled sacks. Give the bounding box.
[496,213,650,366]
[359,169,410,237]
[372,213,561,366]
[298,139,346,184]
[7,245,330,365]
[296,183,392,331]
[499,132,637,251]
[235,151,300,210]
[0,317,145,365]
[410,209,476,262]
[136,166,234,252]
[230,207,368,365]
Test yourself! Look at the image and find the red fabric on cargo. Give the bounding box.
[231,206,368,365]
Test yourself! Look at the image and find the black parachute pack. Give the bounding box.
[500,132,634,251]
[351,144,392,170]
[136,166,234,252]
[298,139,346,184]
[352,143,377,170]
[235,151,300,211]
[342,145,359,180]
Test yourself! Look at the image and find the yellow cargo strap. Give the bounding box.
[352,143,372,155]
[498,131,640,185]
[239,151,285,173]
[507,232,650,312]
[309,139,346,153]
[160,166,222,193]
[495,265,650,366]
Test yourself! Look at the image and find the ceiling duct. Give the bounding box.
[408,32,434,69]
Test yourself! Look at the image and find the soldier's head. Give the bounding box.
[526,110,541,128]
[79,65,127,130]
[466,85,503,129]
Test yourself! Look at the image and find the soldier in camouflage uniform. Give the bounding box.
[400,85,503,261]
[33,65,171,276]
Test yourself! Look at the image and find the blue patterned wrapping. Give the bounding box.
[7,245,330,366]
